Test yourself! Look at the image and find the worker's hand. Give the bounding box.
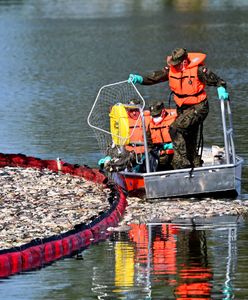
[163,142,173,150]
[217,86,229,100]
[128,74,143,84]
[98,156,111,166]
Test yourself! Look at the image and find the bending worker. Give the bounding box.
[128,48,229,169]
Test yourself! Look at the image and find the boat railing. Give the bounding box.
[221,99,236,165]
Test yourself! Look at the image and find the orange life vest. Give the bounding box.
[169,53,207,107]
[148,109,177,144]
[125,109,150,153]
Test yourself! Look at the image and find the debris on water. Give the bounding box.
[0,167,110,250]
[107,224,131,232]
[1,166,248,250]
[119,195,248,225]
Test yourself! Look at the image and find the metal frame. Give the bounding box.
[221,99,236,164]
[140,98,237,175]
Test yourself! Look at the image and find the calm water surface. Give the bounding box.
[0,0,248,299]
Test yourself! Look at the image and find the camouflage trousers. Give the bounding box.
[169,100,209,169]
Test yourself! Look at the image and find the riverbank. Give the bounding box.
[1,166,248,250]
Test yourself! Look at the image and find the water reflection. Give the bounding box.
[105,221,238,299]
[176,228,213,299]
[114,242,134,289]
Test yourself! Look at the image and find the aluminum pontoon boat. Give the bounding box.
[87,81,243,199]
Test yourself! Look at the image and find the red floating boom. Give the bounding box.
[0,153,127,278]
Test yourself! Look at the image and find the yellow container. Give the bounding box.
[109,103,130,145]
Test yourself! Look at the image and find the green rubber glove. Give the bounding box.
[163,142,173,150]
[128,74,143,84]
[98,156,111,166]
[217,86,229,100]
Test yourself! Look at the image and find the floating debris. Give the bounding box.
[120,196,248,225]
[1,166,248,250]
[0,167,110,250]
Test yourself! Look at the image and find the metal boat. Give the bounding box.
[87,81,243,199]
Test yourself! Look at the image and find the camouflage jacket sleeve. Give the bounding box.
[142,67,169,85]
[198,65,227,87]
[141,65,226,87]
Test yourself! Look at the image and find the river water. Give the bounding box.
[0,0,248,299]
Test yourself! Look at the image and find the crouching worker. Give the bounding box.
[147,101,176,171]
[98,147,138,173]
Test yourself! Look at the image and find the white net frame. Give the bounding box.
[87,80,146,155]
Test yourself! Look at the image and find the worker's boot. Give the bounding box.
[193,155,203,167]
[171,154,191,170]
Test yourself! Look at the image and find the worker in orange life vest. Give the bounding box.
[147,101,176,146]
[128,48,228,169]
[147,101,176,171]
[125,99,151,154]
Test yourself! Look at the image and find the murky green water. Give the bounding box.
[0,0,248,299]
